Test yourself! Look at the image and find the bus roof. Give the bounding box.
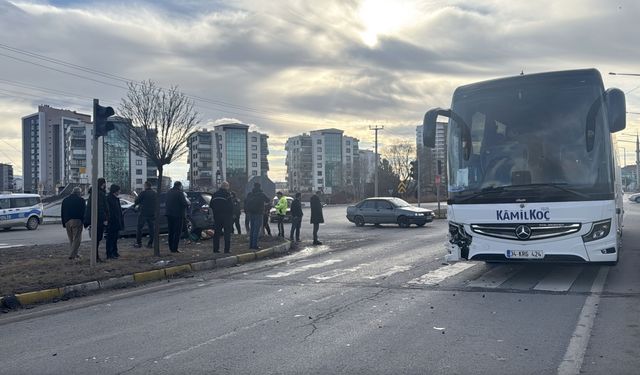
[453,68,604,98]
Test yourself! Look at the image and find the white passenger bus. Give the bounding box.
[0,193,44,231]
[423,69,625,264]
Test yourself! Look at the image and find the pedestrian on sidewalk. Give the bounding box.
[274,191,288,237]
[210,181,234,253]
[289,192,303,242]
[230,191,242,235]
[310,190,324,245]
[245,182,270,250]
[84,178,109,262]
[106,184,124,259]
[165,181,190,253]
[61,186,85,260]
[134,181,157,249]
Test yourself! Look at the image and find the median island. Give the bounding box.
[0,234,287,297]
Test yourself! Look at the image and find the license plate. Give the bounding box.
[506,250,544,259]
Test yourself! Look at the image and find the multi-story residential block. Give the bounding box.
[0,163,14,192]
[22,106,156,194]
[416,122,448,191]
[187,123,269,191]
[285,129,359,194]
[22,105,91,194]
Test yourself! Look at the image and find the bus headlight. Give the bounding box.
[582,219,611,243]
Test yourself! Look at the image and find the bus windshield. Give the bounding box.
[447,73,613,204]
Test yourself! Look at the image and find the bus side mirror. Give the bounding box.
[605,88,626,133]
[423,108,450,148]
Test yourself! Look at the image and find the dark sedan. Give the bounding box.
[119,191,214,237]
[346,197,434,228]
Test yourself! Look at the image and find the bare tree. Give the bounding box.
[119,80,199,256]
[385,142,414,183]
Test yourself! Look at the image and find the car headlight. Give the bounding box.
[414,212,424,216]
[582,219,611,242]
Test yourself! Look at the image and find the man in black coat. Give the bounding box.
[84,178,109,262]
[61,186,85,259]
[245,182,270,250]
[106,184,124,259]
[134,181,157,248]
[165,181,190,253]
[310,191,324,245]
[210,181,234,253]
[289,192,303,242]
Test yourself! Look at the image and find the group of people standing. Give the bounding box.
[61,178,125,262]
[209,182,325,252]
[61,178,325,261]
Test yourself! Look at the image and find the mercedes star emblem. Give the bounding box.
[515,225,532,240]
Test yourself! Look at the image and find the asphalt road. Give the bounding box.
[0,201,447,248]
[0,201,638,374]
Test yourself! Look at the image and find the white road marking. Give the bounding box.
[467,265,521,289]
[163,317,275,360]
[265,259,343,278]
[362,265,412,280]
[0,243,23,249]
[407,262,478,286]
[534,266,584,292]
[308,263,369,282]
[557,266,608,375]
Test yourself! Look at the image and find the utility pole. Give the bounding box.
[90,99,99,268]
[636,132,640,191]
[417,147,421,207]
[369,125,384,197]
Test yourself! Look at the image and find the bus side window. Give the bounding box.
[0,198,9,210]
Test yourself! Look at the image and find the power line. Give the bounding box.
[0,43,284,117]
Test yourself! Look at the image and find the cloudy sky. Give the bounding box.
[1,0,639,181]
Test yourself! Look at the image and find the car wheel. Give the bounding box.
[416,222,426,227]
[26,216,39,230]
[186,218,194,234]
[3,227,11,231]
[354,216,365,227]
[397,216,410,228]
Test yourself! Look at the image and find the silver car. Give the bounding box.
[346,197,434,228]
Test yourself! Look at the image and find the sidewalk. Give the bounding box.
[0,234,289,305]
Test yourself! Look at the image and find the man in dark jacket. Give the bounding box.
[165,181,190,253]
[61,186,85,260]
[106,184,124,259]
[289,192,303,242]
[310,190,324,245]
[245,182,270,250]
[134,181,157,248]
[210,181,234,253]
[84,178,109,262]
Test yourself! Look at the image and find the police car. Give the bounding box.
[0,193,44,231]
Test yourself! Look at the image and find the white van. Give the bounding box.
[0,194,44,230]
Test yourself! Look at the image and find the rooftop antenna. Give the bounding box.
[520,70,524,76]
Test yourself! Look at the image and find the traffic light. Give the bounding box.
[409,160,416,179]
[94,101,115,139]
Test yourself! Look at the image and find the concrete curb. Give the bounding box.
[1,240,292,309]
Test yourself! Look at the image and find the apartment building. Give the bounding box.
[22,105,155,194]
[285,129,359,194]
[0,163,14,192]
[187,123,269,190]
[22,105,91,194]
[416,122,448,190]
